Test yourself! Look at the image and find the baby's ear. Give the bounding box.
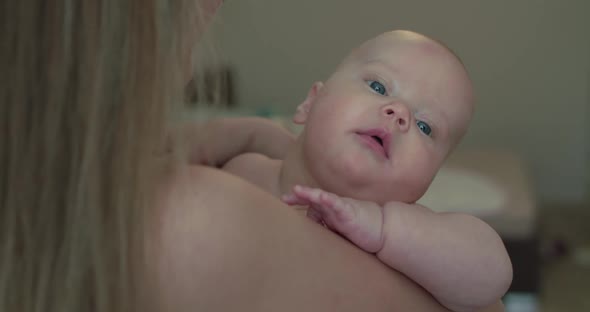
[293,81,323,124]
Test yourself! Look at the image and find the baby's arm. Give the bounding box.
[169,117,295,167]
[282,186,512,312]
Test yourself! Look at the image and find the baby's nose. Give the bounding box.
[382,103,410,132]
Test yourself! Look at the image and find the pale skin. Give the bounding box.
[149,164,505,312]
[187,30,512,312]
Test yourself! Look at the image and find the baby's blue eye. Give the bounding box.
[417,121,432,136]
[367,80,387,95]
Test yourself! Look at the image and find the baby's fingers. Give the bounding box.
[292,185,342,207]
[281,193,311,206]
[306,207,325,225]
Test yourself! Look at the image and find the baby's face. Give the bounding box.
[294,31,474,204]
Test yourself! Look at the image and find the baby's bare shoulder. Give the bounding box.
[223,152,271,175]
[222,153,280,192]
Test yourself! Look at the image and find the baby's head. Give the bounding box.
[292,30,474,204]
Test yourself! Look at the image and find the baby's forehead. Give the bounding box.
[365,33,454,64]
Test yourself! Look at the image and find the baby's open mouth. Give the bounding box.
[371,135,384,147]
[355,129,390,159]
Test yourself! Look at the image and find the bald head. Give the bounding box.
[336,30,475,148]
[344,30,468,78]
[296,30,477,203]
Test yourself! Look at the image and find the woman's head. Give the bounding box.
[0,0,220,311]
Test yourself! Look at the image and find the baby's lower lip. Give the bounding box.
[356,133,388,159]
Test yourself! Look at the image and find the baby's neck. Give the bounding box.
[226,139,317,199]
[276,139,318,198]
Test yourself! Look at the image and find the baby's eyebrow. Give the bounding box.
[363,59,400,75]
[427,110,450,139]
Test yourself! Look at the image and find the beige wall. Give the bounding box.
[206,0,590,204]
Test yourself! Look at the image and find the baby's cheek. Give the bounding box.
[338,152,370,178]
[315,145,364,178]
[405,162,439,201]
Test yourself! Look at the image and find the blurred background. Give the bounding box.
[194,1,590,311]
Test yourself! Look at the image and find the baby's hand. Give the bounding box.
[282,185,385,253]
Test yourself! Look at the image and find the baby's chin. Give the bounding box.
[358,185,427,205]
[304,147,430,203]
[315,170,428,205]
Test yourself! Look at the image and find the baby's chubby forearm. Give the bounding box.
[216,117,294,159]
[282,186,512,312]
[377,202,513,312]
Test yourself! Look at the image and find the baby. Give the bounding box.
[185,30,512,312]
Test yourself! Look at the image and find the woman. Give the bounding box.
[0,0,505,311]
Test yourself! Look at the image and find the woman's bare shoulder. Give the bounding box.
[147,164,503,312]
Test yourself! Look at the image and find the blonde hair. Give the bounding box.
[0,0,209,311]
